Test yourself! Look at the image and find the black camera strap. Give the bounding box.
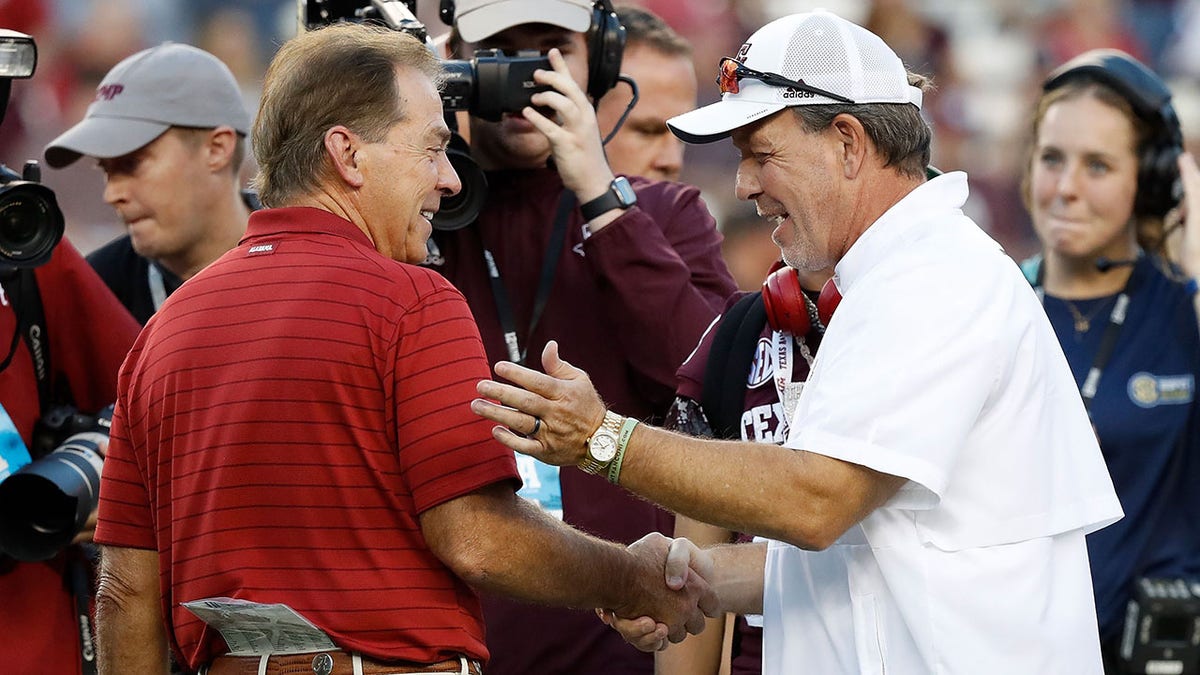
[0,269,95,673]
[68,548,98,675]
[0,268,53,409]
[481,190,576,365]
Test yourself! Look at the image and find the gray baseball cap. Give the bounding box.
[454,0,594,43]
[44,42,250,169]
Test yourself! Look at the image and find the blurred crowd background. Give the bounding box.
[1,0,1198,275]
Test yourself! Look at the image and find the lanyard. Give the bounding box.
[771,290,821,425]
[1036,261,1140,412]
[148,263,167,312]
[481,191,577,364]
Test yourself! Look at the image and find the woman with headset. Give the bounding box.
[1021,49,1200,671]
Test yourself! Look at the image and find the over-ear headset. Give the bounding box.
[1042,49,1183,218]
[439,0,626,102]
[761,263,840,338]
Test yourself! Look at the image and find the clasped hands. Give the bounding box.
[470,342,724,649]
[603,533,721,651]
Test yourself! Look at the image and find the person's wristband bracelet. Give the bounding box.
[608,418,639,485]
[1186,277,1200,298]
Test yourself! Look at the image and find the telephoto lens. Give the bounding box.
[0,409,109,561]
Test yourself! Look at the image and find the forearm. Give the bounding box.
[706,543,767,616]
[422,484,673,617]
[618,425,901,550]
[96,546,170,675]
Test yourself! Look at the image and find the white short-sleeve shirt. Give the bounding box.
[767,172,1122,674]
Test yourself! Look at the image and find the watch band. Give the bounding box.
[607,417,640,485]
[580,177,635,222]
[580,410,625,475]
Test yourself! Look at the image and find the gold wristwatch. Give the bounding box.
[580,410,624,475]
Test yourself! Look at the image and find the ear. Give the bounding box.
[830,114,869,180]
[204,126,240,174]
[324,125,364,188]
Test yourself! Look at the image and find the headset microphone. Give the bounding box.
[1095,257,1139,272]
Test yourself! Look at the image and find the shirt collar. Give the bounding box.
[241,207,375,249]
[834,171,969,295]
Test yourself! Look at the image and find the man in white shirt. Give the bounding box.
[471,10,1122,674]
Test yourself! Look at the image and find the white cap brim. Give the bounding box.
[457,0,593,43]
[44,116,169,168]
[667,98,787,145]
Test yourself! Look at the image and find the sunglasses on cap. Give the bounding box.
[717,57,855,104]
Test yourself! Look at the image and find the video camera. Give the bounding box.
[0,29,64,268]
[304,0,553,230]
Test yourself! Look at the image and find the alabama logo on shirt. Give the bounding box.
[1127,372,1195,408]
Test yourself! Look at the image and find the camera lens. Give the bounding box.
[0,181,64,268]
[433,134,487,231]
[0,431,104,561]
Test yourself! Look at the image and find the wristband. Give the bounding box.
[608,418,639,485]
[1186,277,1200,298]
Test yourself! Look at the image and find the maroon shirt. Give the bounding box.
[430,169,736,674]
[675,289,824,675]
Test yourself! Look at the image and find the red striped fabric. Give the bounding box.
[96,207,519,671]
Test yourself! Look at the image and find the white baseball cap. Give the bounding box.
[668,10,924,144]
[454,0,594,43]
[44,43,249,168]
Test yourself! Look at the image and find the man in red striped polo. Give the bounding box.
[92,23,714,675]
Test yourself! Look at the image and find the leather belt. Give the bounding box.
[202,652,482,675]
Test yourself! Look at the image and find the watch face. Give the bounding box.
[589,434,618,462]
[613,177,638,208]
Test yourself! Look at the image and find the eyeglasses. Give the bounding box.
[717,57,855,104]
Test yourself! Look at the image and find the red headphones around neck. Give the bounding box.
[761,262,841,337]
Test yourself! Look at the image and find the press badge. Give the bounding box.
[515,455,563,520]
[0,405,32,481]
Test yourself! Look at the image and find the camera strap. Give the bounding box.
[0,268,53,409]
[481,190,576,365]
[68,549,98,675]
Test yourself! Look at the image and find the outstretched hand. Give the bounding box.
[472,341,609,467]
[597,536,721,651]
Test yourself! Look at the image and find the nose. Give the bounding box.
[1053,160,1081,200]
[102,174,126,207]
[735,158,761,202]
[438,152,462,197]
[652,137,685,180]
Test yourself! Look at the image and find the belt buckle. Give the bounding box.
[311,652,334,675]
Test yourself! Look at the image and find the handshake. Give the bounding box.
[601,532,721,652]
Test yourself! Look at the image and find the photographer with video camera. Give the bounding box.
[0,28,141,675]
[430,2,736,672]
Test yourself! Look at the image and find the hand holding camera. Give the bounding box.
[0,405,112,561]
[522,48,618,216]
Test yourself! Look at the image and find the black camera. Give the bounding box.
[303,0,552,121]
[1119,577,1200,674]
[304,0,555,230]
[0,405,111,562]
[0,29,64,268]
[0,161,65,269]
